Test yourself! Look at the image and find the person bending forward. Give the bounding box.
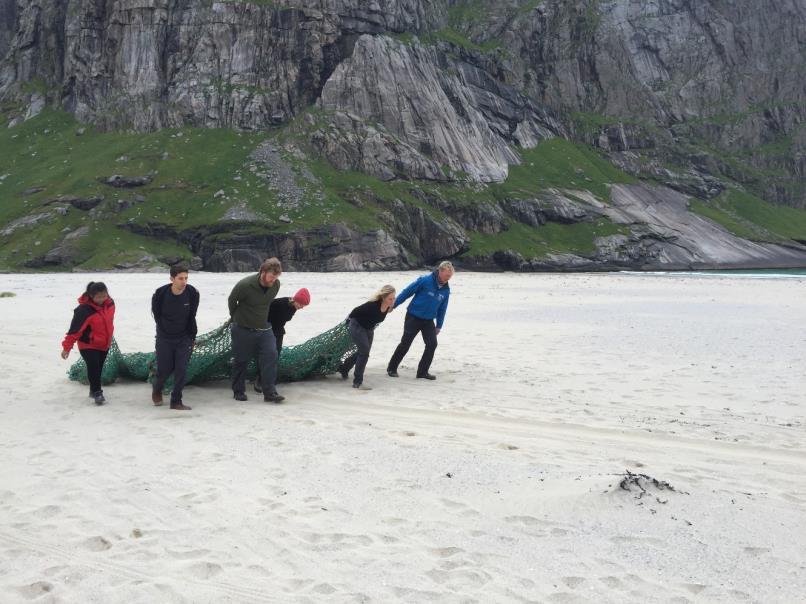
[340,285,396,390]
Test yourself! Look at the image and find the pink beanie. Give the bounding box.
[293,288,311,306]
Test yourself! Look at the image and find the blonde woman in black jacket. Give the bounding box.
[339,285,396,390]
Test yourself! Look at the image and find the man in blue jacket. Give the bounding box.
[387,261,454,380]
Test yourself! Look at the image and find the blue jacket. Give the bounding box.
[394,271,451,328]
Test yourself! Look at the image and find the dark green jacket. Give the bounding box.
[228,274,281,329]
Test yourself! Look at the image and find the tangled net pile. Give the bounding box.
[68,320,357,389]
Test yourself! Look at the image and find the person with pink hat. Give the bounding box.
[253,287,311,393]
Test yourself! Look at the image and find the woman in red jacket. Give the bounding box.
[61,282,115,405]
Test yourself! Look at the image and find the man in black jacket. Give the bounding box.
[151,264,200,410]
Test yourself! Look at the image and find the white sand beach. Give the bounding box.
[0,271,804,603]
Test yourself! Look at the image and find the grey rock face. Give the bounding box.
[0,0,15,60]
[600,184,806,269]
[198,223,409,271]
[43,195,105,211]
[503,191,603,227]
[2,0,805,272]
[0,211,54,236]
[25,225,89,268]
[310,110,447,181]
[384,198,468,262]
[502,0,806,206]
[99,175,153,188]
[320,34,557,182]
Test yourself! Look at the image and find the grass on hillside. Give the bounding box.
[467,219,627,258]
[14,105,798,269]
[0,104,768,269]
[690,189,806,243]
[0,109,394,269]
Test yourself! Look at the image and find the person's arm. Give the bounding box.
[188,286,199,340]
[393,275,425,309]
[435,294,450,333]
[61,306,90,358]
[151,287,161,323]
[227,281,242,318]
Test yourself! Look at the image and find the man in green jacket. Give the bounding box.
[228,257,285,403]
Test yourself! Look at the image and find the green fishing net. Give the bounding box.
[68,320,357,389]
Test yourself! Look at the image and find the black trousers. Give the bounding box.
[387,313,438,377]
[342,319,374,385]
[231,324,277,395]
[80,348,109,394]
[255,333,283,385]
[154,335,193,403]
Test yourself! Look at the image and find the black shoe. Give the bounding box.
[417,373,437,380]
[338,364,349,380]
[234,392,248,401]
[352,382,360,389]
[152,391,164,406]
[170,402,192,411]
[93,390,106,405]
[263,392,285,403]
[253,382,263,393]
[387,370,399,378]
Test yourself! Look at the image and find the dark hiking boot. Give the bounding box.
[263,392,285,403]
[253,381,263,393]
[170,402,192,411]
[353,382,372,390]
[339,364,349,380]
[234,392,248,401]
[352,382,360,389]
[387,370,399,378]
[93,391,106,405]
[152,390,163,406]
[417,373,437,380]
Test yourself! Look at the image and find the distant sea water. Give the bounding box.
[620,268,806,279]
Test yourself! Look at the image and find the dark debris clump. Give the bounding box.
[618,470,689,499]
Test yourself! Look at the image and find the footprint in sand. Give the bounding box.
[599,576,625,590]
[562,576,585,589]
[430,546,464,559]
[743,546,771,557]
[382,517,408,526]
[728,589,752,600]
[439,498,468,510]
[82,536,112,551]
[32,505,61,519]
[312,583,337,594]
[504,515,545,526]
[16,581,54,600]
[166,548,211,560]
[546,592,586,603]
[681,583,708,594]
[186,561,223,579]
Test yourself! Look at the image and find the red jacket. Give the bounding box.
[62,295,116,352]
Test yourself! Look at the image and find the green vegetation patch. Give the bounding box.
[0,109,284,269]
[497,139,636,200]
[467,218,627,257]
[0,105,644,269]
[691,189,806,243]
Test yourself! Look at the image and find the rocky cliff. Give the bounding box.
[1,0,805,272]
